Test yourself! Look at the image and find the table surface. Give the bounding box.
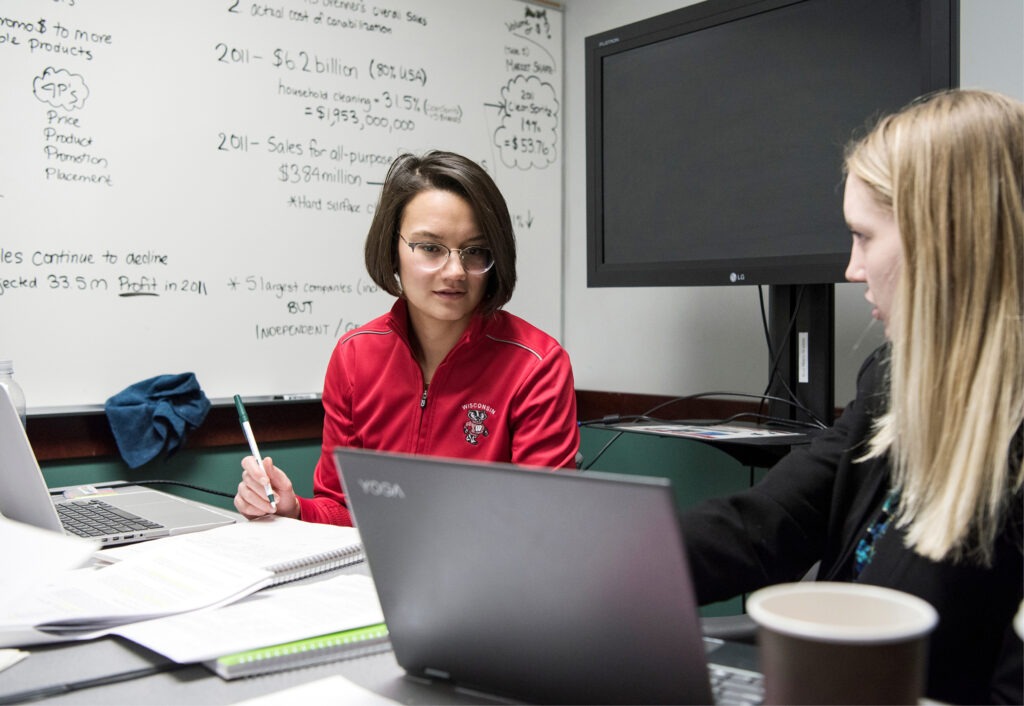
[3,625,760,706]
[1,531,759,706]
[3,636,513,705]
[1,559,512,706]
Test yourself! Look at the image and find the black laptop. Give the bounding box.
[334,448,762,705]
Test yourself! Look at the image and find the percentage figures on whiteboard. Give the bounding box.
[490,75,559,170]
[368,58,427,86]
[379,91,422,112]
[299,92,454,128]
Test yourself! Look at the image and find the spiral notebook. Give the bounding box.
[98,515,363,586]
[206,622,391,679]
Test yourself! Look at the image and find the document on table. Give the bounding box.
[232,675,401,706]
[0,516,98,607]
[612,422,803,439]
[0,649,28,673]
[0,542,273,646]
[115,573,384,663]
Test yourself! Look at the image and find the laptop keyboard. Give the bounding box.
[56,498,164,538]
[710,663,765,706]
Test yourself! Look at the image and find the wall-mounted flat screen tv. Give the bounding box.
[586,0,958,288]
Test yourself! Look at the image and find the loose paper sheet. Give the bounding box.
[116,573,383,663]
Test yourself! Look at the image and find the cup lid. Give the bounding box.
[747,582,938,644]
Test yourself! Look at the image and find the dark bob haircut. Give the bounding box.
[363,151,517,316]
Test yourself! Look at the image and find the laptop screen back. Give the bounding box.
[0,384,235,545]
[0,384,64,532]
[335,448,714,705]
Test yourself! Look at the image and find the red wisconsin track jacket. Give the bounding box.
[296,299,580,526]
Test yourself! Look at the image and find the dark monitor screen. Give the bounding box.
[586,0,957,287]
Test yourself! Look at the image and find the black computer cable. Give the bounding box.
[112,479,235,499]
[757,284,829,429]
[0,663,189,705]
[578,391,825,471]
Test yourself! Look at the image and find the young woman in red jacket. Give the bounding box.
[234,151,579,526]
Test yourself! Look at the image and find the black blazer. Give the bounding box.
[679,347,1023,704]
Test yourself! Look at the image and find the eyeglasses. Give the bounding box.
[398,234,495,275]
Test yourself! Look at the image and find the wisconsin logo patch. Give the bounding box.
[461,402,495,446]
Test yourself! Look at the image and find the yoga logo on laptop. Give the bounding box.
[358,479,405,498]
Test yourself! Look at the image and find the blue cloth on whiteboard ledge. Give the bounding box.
[104,373,211,468]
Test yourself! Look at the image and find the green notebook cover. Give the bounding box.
[205,622,390,680]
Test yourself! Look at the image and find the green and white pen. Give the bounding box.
[234,394,277,512]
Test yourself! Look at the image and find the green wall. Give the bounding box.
[40,431,757,516]
[579,427,759,507]
[40,441,320,513]
[578,427,763,617]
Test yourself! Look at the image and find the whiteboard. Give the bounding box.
[0,0,563,410]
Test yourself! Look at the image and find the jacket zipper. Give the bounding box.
[420,386,428,409]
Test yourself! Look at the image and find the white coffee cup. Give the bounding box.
[747,582,938,705]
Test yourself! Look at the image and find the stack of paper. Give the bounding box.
[0,542,273,647]
[0,516,364,648]
[115,573,385,670]
[0,515,98,606]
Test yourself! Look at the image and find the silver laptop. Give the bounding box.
[0,385,235,547]
[335,447,763,705]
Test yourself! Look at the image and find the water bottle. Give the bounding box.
[0,360,27,428]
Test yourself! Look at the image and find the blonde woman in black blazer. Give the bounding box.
[680,90,1023,705]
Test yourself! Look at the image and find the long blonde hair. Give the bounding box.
[845,89,1024,564]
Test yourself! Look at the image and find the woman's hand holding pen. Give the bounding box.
[234,456,300,520]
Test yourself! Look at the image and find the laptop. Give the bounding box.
[334,447,763,705]
[0,385,236,547]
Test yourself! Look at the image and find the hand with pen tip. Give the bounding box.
[232,395,301,521]
[235,454,300,520]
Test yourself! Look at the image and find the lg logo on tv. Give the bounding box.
[358,479,405,498]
